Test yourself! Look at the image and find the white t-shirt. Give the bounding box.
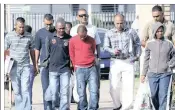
[70,24,101,45]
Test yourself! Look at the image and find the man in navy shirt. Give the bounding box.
[35,14,55,110]
[44,17,71,110]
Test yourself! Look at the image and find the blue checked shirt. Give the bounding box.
[5,31,35,66]
[104,27,141,59]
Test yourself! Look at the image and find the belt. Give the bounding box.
[112,55,129,60]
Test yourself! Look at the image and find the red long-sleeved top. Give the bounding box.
[69,35,96,69]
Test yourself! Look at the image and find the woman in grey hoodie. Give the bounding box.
[141,22,175,110]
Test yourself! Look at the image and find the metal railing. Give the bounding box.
[5,11,175,34]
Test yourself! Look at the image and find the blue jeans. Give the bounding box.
[40,67,52,110]
[10,65,31,110]
[49,71,70,110]
[148,73,172,110]
[76,66,99,110]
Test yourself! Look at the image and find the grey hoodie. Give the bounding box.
[142,22,175,75]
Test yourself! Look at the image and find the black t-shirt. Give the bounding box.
[46,32,71,73]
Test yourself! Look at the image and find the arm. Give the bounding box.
[132,29,142,58]
[141,23,149,47]
[93,39,96,54]
[69,39,75,67]
[142,43,150,76]
[29,36,36,67]
[95,31,101,58]
[4,34,10,51]
[103,31,116,56]
[168,44,175,68]
[171,24,175,46]
[34,32,41,66]
[4,34,10,60]
[45,36,50,58]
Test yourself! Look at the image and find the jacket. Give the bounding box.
[142,22,175,75]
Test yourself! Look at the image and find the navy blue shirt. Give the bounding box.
[35,28,55,63]
[46,32,71,73]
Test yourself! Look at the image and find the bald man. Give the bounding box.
[104,14,141,110]
[69,25,99,110]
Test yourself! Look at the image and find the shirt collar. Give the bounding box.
[76,24,91,28]
[112,27,128,33]
[13,31,29,37]
[152,18,168,25]
[53,32,65,38]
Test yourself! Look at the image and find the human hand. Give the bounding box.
[115,49,121,55]
[140,75,146,83]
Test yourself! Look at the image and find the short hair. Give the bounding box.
[44,14,54,20]
[77,8,87,15]
[152,5,163,12]
[114,13,125,20]
[16,17,25,23]
[55,17,65,26]
[77,25,87,33]
[65,22,72,28]
[24,25,32,33]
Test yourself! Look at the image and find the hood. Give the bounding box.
[152,22,164,39]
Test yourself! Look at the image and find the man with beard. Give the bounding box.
[35,14,55,110]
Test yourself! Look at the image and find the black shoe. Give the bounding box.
[113,104,122,110]
[12,102,15,106]
[71,97,76,103]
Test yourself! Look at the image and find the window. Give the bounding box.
[101,4,118,12]
[72,4,79,16]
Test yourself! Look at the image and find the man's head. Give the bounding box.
[55,17,65,36]
[15,17,25,35]
[114,14,125,32]
[77,8,89,25]
[152,5,164,22]
[65,22,72,35]
[77,25,88,41]
[24,25,32,33]
[43,14,54,31]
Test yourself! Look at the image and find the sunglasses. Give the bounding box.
[79,14,88,18]
[45,24,53,26]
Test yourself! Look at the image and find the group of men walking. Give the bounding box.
[4,5,175,110]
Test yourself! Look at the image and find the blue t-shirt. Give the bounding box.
[35,28,55,63]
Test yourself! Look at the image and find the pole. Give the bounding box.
[7,5,11,32]
[88,4,92,25]
[49,4,53,14]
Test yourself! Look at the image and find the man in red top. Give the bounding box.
[69,25,99,110]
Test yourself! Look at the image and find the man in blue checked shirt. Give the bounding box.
[104,14,141,110]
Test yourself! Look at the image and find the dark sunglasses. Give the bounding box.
[79,14,88,18]
[45,24,53,26]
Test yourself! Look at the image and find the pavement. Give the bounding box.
[4,74,175,110]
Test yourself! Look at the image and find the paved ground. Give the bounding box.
[4,74,175,110]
